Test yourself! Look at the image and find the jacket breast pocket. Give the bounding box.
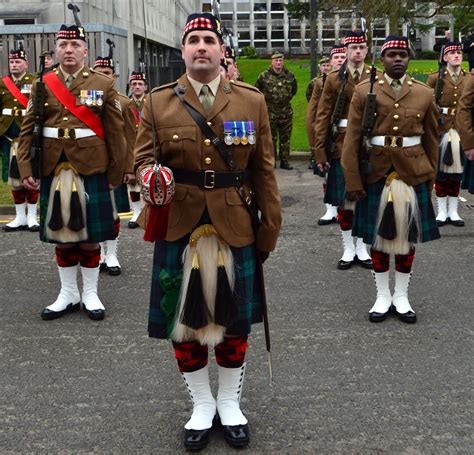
[406,109,423,132]
[157,126,197,166]
[225,190,253,238]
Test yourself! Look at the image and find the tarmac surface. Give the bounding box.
[1,160,473,454]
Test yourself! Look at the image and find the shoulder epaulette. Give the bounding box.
[230,80,261,93]
[412,78,430,88]
[151,80,178,93]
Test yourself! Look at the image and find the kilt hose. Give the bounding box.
[39,171,115,243]
[323,158,345,207]
[462,159,474,194]
[1,123,20,183]
[113,183,130,213]
[148,234,264,340]
[352,178,440,245]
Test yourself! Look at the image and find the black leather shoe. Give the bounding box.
[99,262,108,272]
[449,218,465,227]
[317,217,337,226]
[223,424,250,447]
[436,219,447,227]
[369,311,389,323]
[308,159,315,169]
[3,224,28,232]
[184,428,211,451]
[84,308,105,321]
[28,225,40,232]
[395,309,417,323]
[41,302,80,320]
[280,160,293,170]
[355,256,373,269]
[128,221,138,229]
[107,266,121,276]
[337,259,353,270]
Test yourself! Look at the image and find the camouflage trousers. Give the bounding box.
[269,114,293,161]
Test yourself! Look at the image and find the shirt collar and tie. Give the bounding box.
[188,74,221,114]
[347,64,363,83]
[59,65,85,88]
[384,74,407,97]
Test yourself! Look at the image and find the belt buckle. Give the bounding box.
[204,170,215,189]
[385,136,403,147]
[13,109,20,117]
[450,108,456,116]
[58,128,76,139]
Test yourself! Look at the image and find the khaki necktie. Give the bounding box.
[451,73,458,83]
[66,75,74,89]
[353,70,360,84]
[391,79,402,97]
[199,84,213,114]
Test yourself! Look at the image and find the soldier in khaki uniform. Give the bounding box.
[255,51,297,170]
[1,47,39,232]
[341,36,440,324]
[134,13,281,450]
[127,71,147,228]
[427,42,467,226]
[306,56,331,103]
[457,71,474,194]
[314,31,377,269]
[17,20,126,321]
[306,45,346,225]
[93,50,137,275]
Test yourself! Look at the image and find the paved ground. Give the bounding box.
[1,161,473,454]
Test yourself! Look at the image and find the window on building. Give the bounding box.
[4,18,35,25]
[271,2,284,11]
[254,3,266,12]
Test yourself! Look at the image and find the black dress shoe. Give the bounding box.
[223,424,250,447]
[128,221,138,229]
[449,218,465,227]
[280,160,293,170]
[369,311,389,323]
[107,266,121,276]
[355,256,373,269]
[99,262,108,272]
[28,224,40,232]
[317,217,337,226]
[184,428,211,451]
[84,308,105,321]
[41,302,81,320]
[3,224,28,232]
[395,309,417,323]
[308,159,315,169]
[436,219,447,227]
[337,259,353,270]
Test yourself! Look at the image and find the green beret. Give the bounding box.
[271,52,283,59]
[319,56,330,64]
[40,49,54,57]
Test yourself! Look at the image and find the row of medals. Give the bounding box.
[79,90,104,106]
[224,131,256,146]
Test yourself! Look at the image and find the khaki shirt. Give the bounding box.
[341,75,439,192]
[134,74,282,252]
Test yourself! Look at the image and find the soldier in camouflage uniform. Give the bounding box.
[255,52,297,170]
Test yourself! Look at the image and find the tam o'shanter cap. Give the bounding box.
[182,13,223,44]
[344,30,367,45]
[443,41,462,54]
[330,44,346,55]
[381,35,409,54]
[130,71,147,83]
[9,49,27,60]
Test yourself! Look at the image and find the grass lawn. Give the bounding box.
[0,180,12,204]
[237,58,470,152]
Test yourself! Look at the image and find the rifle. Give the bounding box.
[30,55,47,179]
[325,62,348,162]
[359,42,378,186]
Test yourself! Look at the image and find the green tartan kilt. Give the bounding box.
[148,235,264,340]
[113,183,130,213]
[1,123,20,183]
[323,159,345,207]
[461,160,474,194]
[39,171,116,243]
[352,178,440,245]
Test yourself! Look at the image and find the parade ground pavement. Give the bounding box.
[1,161,473,454]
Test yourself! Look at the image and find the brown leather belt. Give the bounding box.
[171,168,251,190]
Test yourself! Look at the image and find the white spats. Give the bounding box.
[369,271,392,314]
[217,363,248,426]
[182,366,216,431]
[81,266,105,311]
[45,265,81,312]
[6,203,27,229]
[355,237,371,261]
[129,200,142,224]
[392,271,414,314]
[320,204,337,221]
[340,229,355,262]
[104,239,121,268]
[436,197,448,223]
[27,203,39,229]
[447,196,463,222]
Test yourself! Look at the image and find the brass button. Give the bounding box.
[393,114,400,120]
[204,138,211,146]
[453,93,457,97]
[63,117,68,121]
[378,80,384,85]
[453,101,457,105]
[13,98,17,102]
[454,86,458,90]
[204,157,212,165]
[44,102,49,107]
[172,134,179,141]
[207,122,212,126]
[392,126,399,132]
[407,80,413,86]
[416,114,421,118]
[394,103,399,108]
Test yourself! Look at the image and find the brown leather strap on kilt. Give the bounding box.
[171,168,251,190]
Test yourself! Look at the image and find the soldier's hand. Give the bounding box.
[317,162,330,173]
[345,190,366,201]
[109,183,118,190]
[123,173,136,184]
[23,176,39,191]
[464,148,474,161]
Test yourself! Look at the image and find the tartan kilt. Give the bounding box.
[148,236,264,340]
[39,171,116,243]
[113,183,130,213]
[352,178,440,245]
[1,123,20,183]
[323,158,345,207]
[461,160,474,194]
